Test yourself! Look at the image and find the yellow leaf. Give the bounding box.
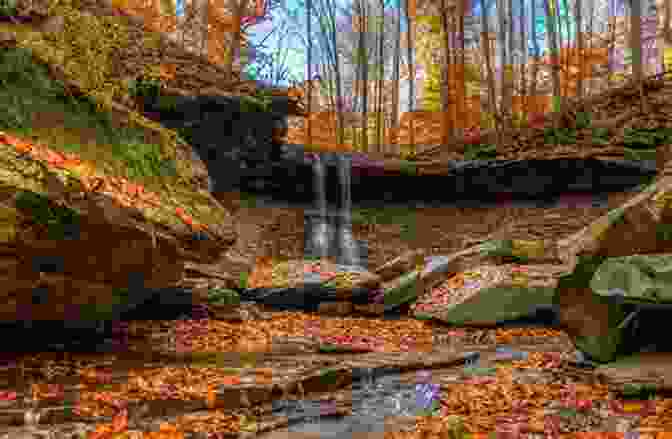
[589,218,610,241]
[622,402,644,413]
[0,207,19,243]
[511,240,546,259]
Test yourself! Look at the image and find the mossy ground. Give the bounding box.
[0,30,231,229]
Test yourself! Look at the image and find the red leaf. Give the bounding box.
[45,149,66,166]
[111,408,128,432]
[0,391,17,401]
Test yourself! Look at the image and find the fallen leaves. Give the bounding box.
[0,130,208,232]
[437,365,613,434]
[88,408,130,439]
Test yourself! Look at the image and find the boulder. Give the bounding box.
[373,243,556,314]
[412,263,564,326]
[240,258,381,312]
[553,175,672,362]
[556,177,670,271]
[0,135,236,326]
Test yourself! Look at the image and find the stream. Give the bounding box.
[266,360,475,438]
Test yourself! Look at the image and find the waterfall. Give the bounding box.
[307,152,362,267]
[336,154,361,267]
[311,154,330,260]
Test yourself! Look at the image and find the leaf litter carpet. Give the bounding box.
[0,312,671,438]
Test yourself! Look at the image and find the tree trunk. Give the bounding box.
[329,0,345,147]
[544,0,562,131]
[519,0,528,132]
[376,0,386,153]
[606,0,616,89]
[480,0,501,142]
[505,0,514,129]
[391,0,402,153]
[225,0,243,82]
[405,0,415,156]
[496,0,508,130]
[529,0,540,101]
[458,0,466,135]
[440,0,453,146]
[665,0,672,44]
[575,0,584,100]
[358,0,369,153]
[307,0,313,150]
[629,0,644,110]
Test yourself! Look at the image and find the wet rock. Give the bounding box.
[241,259,380,312]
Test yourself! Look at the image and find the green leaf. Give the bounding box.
[462,366,497,376]
[557,407,579,419]
[318,368,340,385]
[621,383,657,398]
[576,111,591,129]
[208,288,240,305]
[239,272,249,290]
[464,144,497,160]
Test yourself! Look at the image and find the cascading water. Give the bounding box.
[310,154,332,260]
[335,154,360,267]
[306,152,362,267]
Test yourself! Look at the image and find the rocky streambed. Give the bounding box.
[0,317,578,439]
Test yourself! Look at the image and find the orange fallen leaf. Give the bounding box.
[206,386,218,408]
[221,376,241,385]
[111,408,129,432]
[44,149,66,166]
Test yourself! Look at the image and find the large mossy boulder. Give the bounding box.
[0,133,236,323]
[553,175,672,363]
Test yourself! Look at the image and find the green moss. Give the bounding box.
[0,47,178,181]
[620,383,658,399]
[207,288,241,305]
[14,190,81,240]
[464,143,497,161]
[240,89,274,113]
[0,0,17,15]
[398,160,418,176]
